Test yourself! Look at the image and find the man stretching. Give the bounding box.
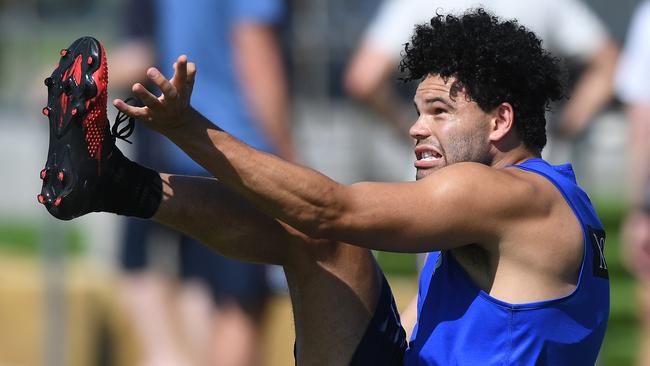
[38,9,608,365]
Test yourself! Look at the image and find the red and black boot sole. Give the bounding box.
[38,36,114,220]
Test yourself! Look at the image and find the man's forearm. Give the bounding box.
[560,40,618,136]
[344,45,412,140]
[163,108,344,240]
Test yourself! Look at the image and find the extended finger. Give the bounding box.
[132,83,161,109]
[173,56,189,100]
[187,62,197,88]
[183,62,197,100]
[174,55,188,86]
[147,67,178,100]
[113,98,150,119]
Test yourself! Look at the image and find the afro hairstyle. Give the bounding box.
[399,8,565,153]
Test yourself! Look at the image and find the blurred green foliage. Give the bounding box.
[378,251,418,276]
[0,220,85,255]
[596,199,638,365]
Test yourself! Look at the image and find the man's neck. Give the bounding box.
[490,144,538,169]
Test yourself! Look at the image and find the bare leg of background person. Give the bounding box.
[210,303,261,366]
[155,174,381,365]
[177,281,214,365]
[120,272,192,366]
[177,282,262,366]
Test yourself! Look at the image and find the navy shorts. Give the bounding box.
[294,275,407,365]
[349,275,407,365]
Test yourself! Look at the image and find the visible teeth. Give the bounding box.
[421,151,439,160]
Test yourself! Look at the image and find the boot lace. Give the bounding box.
[111,97,140,144]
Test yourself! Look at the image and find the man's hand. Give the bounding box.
[113,55,196,135]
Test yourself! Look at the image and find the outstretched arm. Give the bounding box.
[114,57,523,252]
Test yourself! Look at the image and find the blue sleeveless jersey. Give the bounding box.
[404,158,610,365]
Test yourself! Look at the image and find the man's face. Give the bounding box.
[410,74,493,180]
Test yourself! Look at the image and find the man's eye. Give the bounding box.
[434,108,447,115]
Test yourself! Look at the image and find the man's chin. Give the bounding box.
[416,166,443,180]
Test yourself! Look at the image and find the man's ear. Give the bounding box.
[489,102,514,142]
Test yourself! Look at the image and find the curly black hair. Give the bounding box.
[399,8,565,153]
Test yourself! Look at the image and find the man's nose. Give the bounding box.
[409,116,430,140]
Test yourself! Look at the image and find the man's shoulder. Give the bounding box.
[428,162,537,191]
[424,162,553,216]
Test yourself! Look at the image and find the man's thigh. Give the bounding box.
[285,243,406,365]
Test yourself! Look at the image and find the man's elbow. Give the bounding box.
[590,39,619,71]
[297,207,349,241]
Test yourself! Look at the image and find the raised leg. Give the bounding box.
[154,174,383,365]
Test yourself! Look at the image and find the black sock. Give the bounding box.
[100,148,162,219]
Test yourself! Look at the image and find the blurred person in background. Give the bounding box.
[345,0,619,153]
[109,0,294,365]
[290,0,416,185]
[616,1,650,365]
